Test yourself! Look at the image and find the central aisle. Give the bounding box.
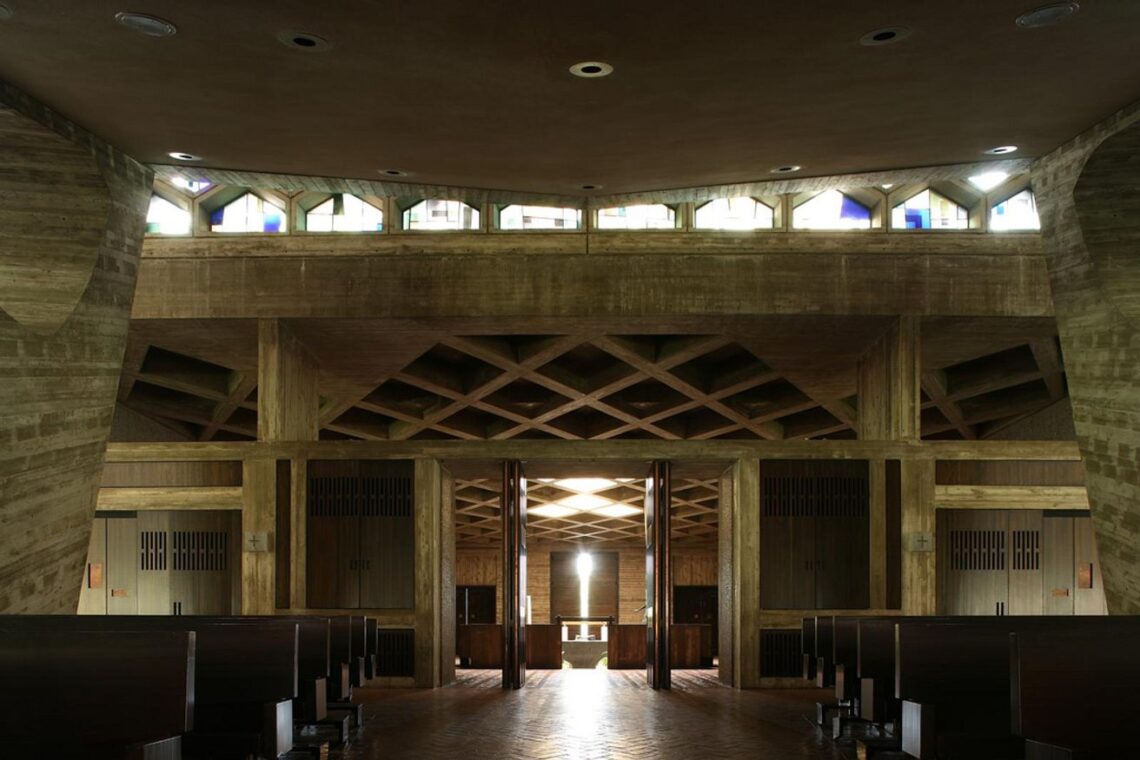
[345,669,850,759]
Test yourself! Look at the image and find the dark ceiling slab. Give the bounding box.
[2,1,1137,195]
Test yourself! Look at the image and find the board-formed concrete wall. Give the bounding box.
[0,81,151,613]
[1032,100,1140,613]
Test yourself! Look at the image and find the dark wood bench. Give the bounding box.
[813,615,835,688]
[608,624,646,669]
[896,617,1140,760]
[0,629,194,759]
[327,616,353,701]
[349,615,368,687]
[0,616,298,759]
[526,624,562,669]
[802,616,817,680]
[364,617,378,679]
[1011,627,1140,759]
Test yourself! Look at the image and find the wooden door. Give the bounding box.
[458,586,496,624]
[1073,515,1108,615]
[646,460,671,690]
[1043,514,1075,615]
[938,510,1009,615]
[760,464,816,609]
[673,586,717,656]
[814,462,870,609]
[1007,510,1044,615]
[168,510,237,615]
[307,460,361,608]
[136,511,171,614]
[502,460,527,689]
[359,460,415,609]
[77,517,107,615]
[105,513,138,615]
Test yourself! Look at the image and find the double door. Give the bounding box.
[306,460,415,609]
[79,510,239,615]
[760,460,871,610]
[938,509,1107,615]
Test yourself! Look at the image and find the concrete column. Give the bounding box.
[1032,102,1140,613]
[733,457,761,687]
[857,317,922,612]
[415,458,444,687]
[0,82,151,614]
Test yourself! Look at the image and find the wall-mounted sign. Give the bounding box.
[243,531,270,552]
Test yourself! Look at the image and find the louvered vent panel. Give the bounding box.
[760,629,803,678]
[173,531,228,571]
[139,530,167,571]
[949,530,1007,571]
[375,628,415,677]
[1012,530,1041,571]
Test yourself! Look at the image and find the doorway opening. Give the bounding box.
[450,460,722,689]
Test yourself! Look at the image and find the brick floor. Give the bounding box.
[345,669,852,759]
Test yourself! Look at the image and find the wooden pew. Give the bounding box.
[459,624,503,668]
[526,624,562,669]
[327,616,352,701]
[608,624,646,669]
[0,617,297,759]
[364,617,378,679]
[0,629,194,759]
[348,615,368,687]
[896,617,1140,760]
[802,616,817,680]
[813,615,835,688]
[1011,627,1140,759]
[856,617,904,725]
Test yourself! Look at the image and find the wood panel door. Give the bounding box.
[646,460,671,690]
[939,510,1009,615]
[136,511,171,614]
[105,513,138,615]
[359,460,415,609]
[673,585,717,657]
[502,460,527,689]
[1007,510,1044,615]
[307,460,361,608]
[1043,514,1076,615]
[457,586,496,625]
[759,467,816,609]
[814,462,870,609]
[168,510,239,615]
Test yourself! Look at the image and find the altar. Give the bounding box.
[556,615,614,669]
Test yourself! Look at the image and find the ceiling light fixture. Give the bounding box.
[379,169,408,177]
[859,26,912,46]
[115,12,177,37]
[984,145,1019,155]
[580,184,602,191]
[557,493,612,512]
[593,504,643,519]
[528,504,578,519]
[167,151,201,162]
[553,478,617,493]
[569,61,613,79]
[277,30,331,52]
[1016,2,1080,28]
[770,165,802,174]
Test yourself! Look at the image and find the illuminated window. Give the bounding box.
[595,204,676,230]
[306,194,384,232]
[145,195,191,235]
[694,197,774,230]
[170,177,212,194]
[209,193,286,233]
[891,189,968,230]
[402,199,480,231]
[990,190,1040,231]
[793,190,872,230]
[500,205,581,230]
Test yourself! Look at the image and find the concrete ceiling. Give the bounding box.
[1,1,1138,195]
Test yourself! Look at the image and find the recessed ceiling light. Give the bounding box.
[859,26,912,46]
[554,478,617,493]
[593,504,643,519]
[1016,2,1080,28]
[968,171,1010,191]
[880,183,895,190]
[167,151,200,161]
[0,5,13,20]
[770,165,802,174]
[276,30,331,52]
[528,504,578,519]
[379,169,408,177]
[557,493,612,512]
[580,184,602,191]
[115,12,177,37]
[984,145,1019,155]
[569,61,613,79]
